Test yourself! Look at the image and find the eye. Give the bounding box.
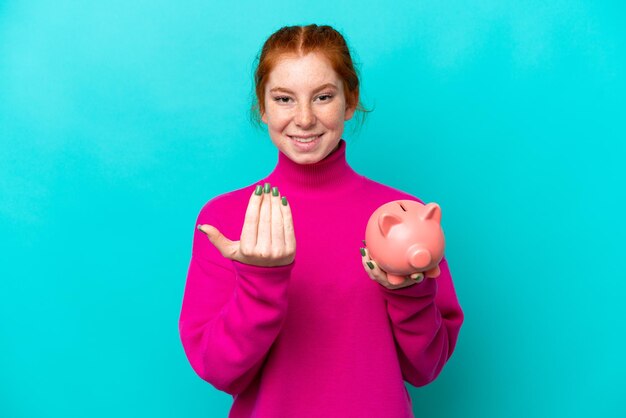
[273,96,292,103]
[317,94,334,102]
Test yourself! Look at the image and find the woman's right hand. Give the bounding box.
[197,183,296,267]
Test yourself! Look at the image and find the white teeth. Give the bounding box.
[291,135,321,143]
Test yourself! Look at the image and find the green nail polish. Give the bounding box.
[281,196,288,206]
[367,261,375,270]
[360,248,366,257]
[254,185,262,195]
[272,186,279,196]
[264,183,271,193]
[362,240,366,246]
[197,224,202,230]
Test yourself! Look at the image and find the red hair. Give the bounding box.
[251,24,369,127]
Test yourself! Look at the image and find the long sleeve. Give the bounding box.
[179,139,465,417]
[178,210,294,395]
[380,256,464,387]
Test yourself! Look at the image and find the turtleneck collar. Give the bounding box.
[264,139,363,196]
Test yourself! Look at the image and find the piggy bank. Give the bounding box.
[365,200,445,285]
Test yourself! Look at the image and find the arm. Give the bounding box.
[179,212,294,395]
[379,257,464,387]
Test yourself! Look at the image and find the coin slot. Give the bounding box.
[398,202,407,212]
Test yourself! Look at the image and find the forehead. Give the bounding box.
[266,52,342,90]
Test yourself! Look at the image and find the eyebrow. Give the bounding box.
[269,83,338,94]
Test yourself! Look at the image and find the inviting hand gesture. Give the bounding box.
[198,183,296,267]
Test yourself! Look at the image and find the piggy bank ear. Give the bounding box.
[378,213,403,237]
[421,203,442,223]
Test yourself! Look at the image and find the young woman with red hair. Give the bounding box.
[179,24,464,417]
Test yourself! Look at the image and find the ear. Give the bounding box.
[344,105,356,121]
[378,213,402,237]
[421,203,442,223]
[344,91,358,121]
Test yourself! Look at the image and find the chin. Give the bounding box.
[289,152,324,165]
[273,134,340,165]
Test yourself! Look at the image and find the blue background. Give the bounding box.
[1,1,624,417]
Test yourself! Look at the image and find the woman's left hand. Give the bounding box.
[359,246,423,290]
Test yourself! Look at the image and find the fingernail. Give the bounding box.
[271,186,279,196]
[197,224,202,230]
[254,185,263,195]
[281,196,288,206]
[359,248,366,257]
[366,261,374,270]
[264,182,271,193]
[362,240,366,246]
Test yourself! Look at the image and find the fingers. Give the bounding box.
[280,194,296,255]
[270,186,285,249]
[236,183,296,266]
[256,184,272,255]
[410,272,425,283]
[198,224,236,259]
[240,185,264,253]
[360,247,387,283]
[360,246,419,290]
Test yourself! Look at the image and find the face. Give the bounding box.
[261,52,356,165]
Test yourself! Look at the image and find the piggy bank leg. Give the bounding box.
[425,265,441,279]
[387,273,406,285]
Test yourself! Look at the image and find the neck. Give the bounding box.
[265,139,362,196]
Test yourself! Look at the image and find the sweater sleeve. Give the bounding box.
[380,256,464,387]
[178,210,294,395]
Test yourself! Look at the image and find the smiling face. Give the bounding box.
[261,52,356,165]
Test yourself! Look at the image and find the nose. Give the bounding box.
[409,248,432,270]
[294,102,316,128]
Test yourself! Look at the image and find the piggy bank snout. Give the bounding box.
[409,247,432,269]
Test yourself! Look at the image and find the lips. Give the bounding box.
[288,133,323,143]
[289,134,323,139]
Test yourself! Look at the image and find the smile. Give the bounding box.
[289,134,323,143]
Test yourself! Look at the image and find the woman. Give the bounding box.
[179,24,464,417]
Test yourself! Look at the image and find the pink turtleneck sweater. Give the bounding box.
[179,139,464,417]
